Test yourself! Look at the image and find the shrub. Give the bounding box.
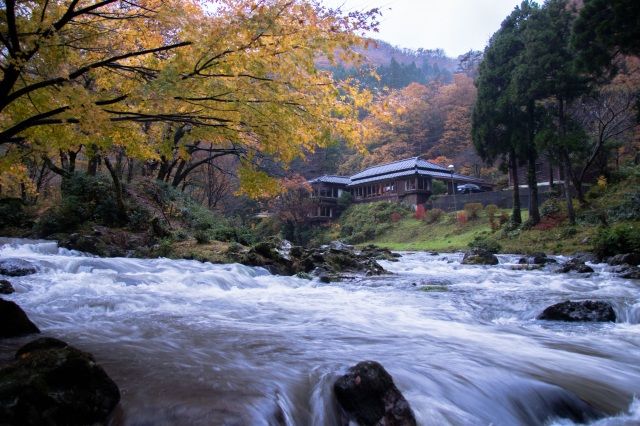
[424,208,444,224]
[559,226,578,238]
[498,212,509,225]
[540,197,562,218]
[485,204,499,230]
[337,191,353,208]
[457,211,468,225]
[468,235,502,254]
[127,205,152,231]
[0,198,31,228]
[464,203,483,220]
[431,180,447,195]
[194,230,211,244]
[593,224,640,258]
[607,191,640,221]
[339,201,411,243]
[485,204,498,219]
[390,212,402,223]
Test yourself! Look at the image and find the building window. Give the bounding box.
[319,206,333,217]
[405,180,416,191]
[384,183,395,193]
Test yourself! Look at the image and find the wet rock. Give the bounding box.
[0,299,40,338]
[0,338,121,425]
[572,252,598,264]
[461,249,499,266]
[517,253,557,265]
[241,241,388,278]
[326,241,354,251]
[428,251,439,256]
[334,361,416,426]
[319,274,332,283]
[555,258,594,274]
[0,279,15,294]
[537,300,616,322]
[607,253,640,267]
[240,240,295,275]
[0,259,37,277]
[510,264,542,271]
[15,337,69,358]
[359,245,401,262]
[619,266,640,280]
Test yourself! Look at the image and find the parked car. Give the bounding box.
[457,184,483,194]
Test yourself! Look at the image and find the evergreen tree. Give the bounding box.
[472,2,537,225]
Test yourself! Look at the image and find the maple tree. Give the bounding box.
[0,0,379,203]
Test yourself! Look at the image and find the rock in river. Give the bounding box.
[537,300,616,322]
[555,258,594,274]
[607,253,640,267]
[0,299,40,338]
[461,249,499,266]
[518,253,557,265]
[334,360,416,426]
[0,279,14,295]
[0,259,37,277]
[0,337,121,426]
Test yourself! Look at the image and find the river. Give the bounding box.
[0,239,639,425]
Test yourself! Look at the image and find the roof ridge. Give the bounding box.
[354,156,419,174]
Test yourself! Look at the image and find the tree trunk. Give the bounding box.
[171,159,188,187]
[527,146,540,225]
[560,150,576,225]
[126,158,135,183]
[558,97,575,224]
[87,154,100,176]
[157,156,169,181]
[103,157,128,223]
[509,149,522,225]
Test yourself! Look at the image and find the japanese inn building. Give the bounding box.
[308,157,490,219]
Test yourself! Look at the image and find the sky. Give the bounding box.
[321,0,524,57]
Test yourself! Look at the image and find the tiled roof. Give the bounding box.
[347,169,485,186]
[308,157,489,187]
[308,175,351,185]
[350,157,449,182]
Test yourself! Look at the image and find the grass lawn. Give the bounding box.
[364,209,597,254]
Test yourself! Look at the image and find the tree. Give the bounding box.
[472,2,536,225]
[573,0,640,77]
[1,0,379,204]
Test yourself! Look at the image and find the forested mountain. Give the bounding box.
[324,40,458,89]
[294,42,484,179]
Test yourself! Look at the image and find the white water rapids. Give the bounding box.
[0,238,639,425]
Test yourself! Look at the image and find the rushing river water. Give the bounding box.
[0,239,639,426]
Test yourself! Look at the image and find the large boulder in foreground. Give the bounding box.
[555,258,594,274]
[461,249,499,266]
[0,337,121,425]
[0,299,40,338]
[0,259,37,277]
[334,361,416,426]
[537,300,616,322]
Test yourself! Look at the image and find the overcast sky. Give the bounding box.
[322,0,523,57]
